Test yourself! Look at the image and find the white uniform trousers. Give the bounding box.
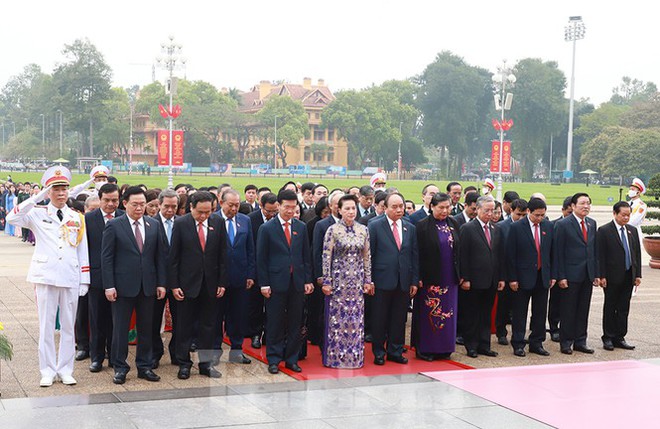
[35,283,79,379]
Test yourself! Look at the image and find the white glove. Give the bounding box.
[68,178,94,198]
[32,185,52,204]
[79,284,89,297]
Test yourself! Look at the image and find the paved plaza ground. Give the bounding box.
[0,205,658,428]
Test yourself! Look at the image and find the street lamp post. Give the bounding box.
[492,61,516,202]
[564,16,585,182]
[157,35,185,189]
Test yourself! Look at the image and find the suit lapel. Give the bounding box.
[120,216,141,253]
[382,218,399,251]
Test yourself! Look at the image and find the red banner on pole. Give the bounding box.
[172,130,184,166]
[157,130,169,166]
[490,140,501,173]
[501,141,512,174]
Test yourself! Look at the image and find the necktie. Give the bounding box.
[534,224,541,270]
[392,221,401,250]
[581,220,588,243]
[198,222,205,252]
[165,219,173,244]
[133,221,143,253]
[484,224,491,247]
[621,226,632,271]
[227,218,235,246]
[105,213,113,222]
[57,209,63,221]
[284,221,291,246]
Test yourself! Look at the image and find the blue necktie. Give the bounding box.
[165,219,173,245]
[620,226,631,271]
[227,218,235,246]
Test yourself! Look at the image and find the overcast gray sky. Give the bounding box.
[2,0,656,106]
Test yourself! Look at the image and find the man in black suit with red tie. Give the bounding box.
[168,191,227,379]
[459,195,504,358]
[102,186,167,384]
[257,190,314,374]
[553,192,598,355]
[506,198,554,357]
[597,201,642,351]
[85,183,123,373]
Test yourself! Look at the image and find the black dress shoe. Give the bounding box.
[477,349,498,357]
[200,367,222,378]
[152,360,160,369]
[513,348,526,357]
[177,367,191,379]
[112,371,127,385]
[603,340,615,351]
[374,356,385,365]
[550,332,560,343]
[137,369,161,382]
[613,340,635,350]
[386,354,408,364]
[229,353,252,364]
[574,345,594,354]
[455,336,464,345]
[75,350,90,361]
[561,347,573,355]
[268,364,279,374]
[364,333,373,343]
[416,352,434,362]
[285,363,302,372]
[529,347,550,356]
[467,350,478,358]
[89,361,103,373]
[251,335,262,349]
[497,336,509,346]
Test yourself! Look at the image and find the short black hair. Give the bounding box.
[312,184,328,194]
[260,192,277,206]
[571,192,591,205]
[464,186,477,194]
[465,191,479,206]
[198,186,209,191]
[277,189,298,203]
[98,183,119,199]
[174,183,187,191]
[338,194,359,209]
[511,198,529,212]
[279,181,297,192]
[405,199,416,210]
[301,182,315,193]
[422,183,438,195]
[219,183,231,190]
[107,176,118,184]
[503,191,520,203]
[314,196,329,216]
[258,186,271,194]
[446,181,461,192]
[430,192,451,206]
[238,202,252,215]
[613,201,631,214]
[122,186,147,202]
[562,196,573,210]
[244,184,258,193]
[374,190,388,205]
[208,186,218,191]
[359,185,375,197]
[384,192,405,207]
[189,191,214,208]
[528,198,547,212]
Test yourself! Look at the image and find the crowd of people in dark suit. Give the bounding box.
[7,169,644,386]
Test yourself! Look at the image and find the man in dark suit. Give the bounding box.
[302,184,328,222]
[299,182,315,218]
[597,201,642,351]
[246,192,279,348]
[243,184,259,212]
[257,190,314,374]
[102,186,167,384]
[355,185,375,220]
[216,189,255,364]
[452,191,478,228]
[547,196,573,342]
[501,191,520,221]
[168,191,227,379]
[459,195,504,358]
[553,192,598,355]
[85,183,123,373]
[447,182,464,216]
[358,190,387,226]
[369,192,419,365]
[506,198,554,357]
[408,184,439,225]
[150,188,179,368]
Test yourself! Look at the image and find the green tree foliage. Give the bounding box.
[622,95,660,129]
[610,76,657,105]
[96,87,131,161]
[257,95,308,167]
[574,102,629,141]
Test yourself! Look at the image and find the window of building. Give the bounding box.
[327,129,334,141]
[327,147,334,163]
[313,150,324,162]
[314,129,325,141]
[304,146,311,162]
[314,112,320,120]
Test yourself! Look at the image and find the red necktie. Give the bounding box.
[133,221,143,253]
[284,221,291,246]
[198,222,206,252]
[392,222,401,250]
[106,213,113,220]
[534,224,541,270]
[484,224,491,247]
[581,220,587,243]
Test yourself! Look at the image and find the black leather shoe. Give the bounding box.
[374,356,385,365]
[513,348,526,357]
[614,340,635,350]
[137,369,161,382]
[574,345,594,354]
[478,349,498,357]
[251,335,262,349]
[177,367,191,379]
[229,353,252,364]
[285,363,302,372]
[200,367,222,378]
[561,347,573,355]
[416,352,434,362]
[364,333,373,343]
[112,371,127,385]
[75,350,90,361]
[268,364,279,374]
[497,336,509,346]
[89,361,103,373]
[455,336,464,345]
[550,332,560,343]
[152,360,160,369]
[466,350,478,358]
[386,354,408,364]
[529,347,550,356]
[603,340,615,351]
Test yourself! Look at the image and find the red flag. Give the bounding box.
[171,104,182,119]
[157,130,170,166]
[158,104,169,119]
[491,119,501,131]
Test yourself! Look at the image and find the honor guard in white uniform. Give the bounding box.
[6,166,90,387]
[628,178,647,238]
[69,165,110,199]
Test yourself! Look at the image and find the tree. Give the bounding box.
[610,76,657,105]
[574,102,629,141]
[623,95,660,129]
[256,95,308,168]
[95,87,131,161]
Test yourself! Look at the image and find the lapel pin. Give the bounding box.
[209,226,215,231]
[293,231,298,236]
[145,222,150,227]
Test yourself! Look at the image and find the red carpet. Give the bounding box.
[234,338,472,380]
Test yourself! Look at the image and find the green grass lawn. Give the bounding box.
[1,170,627,206]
